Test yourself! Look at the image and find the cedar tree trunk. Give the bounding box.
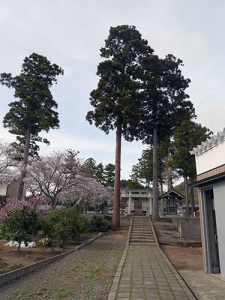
[184,175,189,217]
[160,179,164,195]
[190,185,195,217]
[152,128,159,221]
[112,123,121,230]
[17,126,31,200]
[160,179,164,216]
[167,165,173,190]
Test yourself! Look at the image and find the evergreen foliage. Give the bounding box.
[136,53,195,221]
[172,120,212,179]
[1,53,64,151]
[2,208,38,251]
[83,158,115,187]
[171,120,212,215]
[103,163,115,187]
[90,215,109,232]
[120,179,144,189]
[41,208,86,249]
[131,145,166,187]
[86,25,152,138]
[86,25,152,229]
[0,53,63,200]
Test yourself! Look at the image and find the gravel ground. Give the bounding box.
[0,229,127,300]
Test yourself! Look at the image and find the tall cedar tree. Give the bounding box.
[137,54,195,221]
[104,163,115,187]
[131,145,166,189]
[86,25,152,229]
[172,120,212,215]
[0,53,63,200]
[83,158,114,186]
[95,163,105,184]
[84,158,98,178]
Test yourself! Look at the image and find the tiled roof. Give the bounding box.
[190,128,225,156]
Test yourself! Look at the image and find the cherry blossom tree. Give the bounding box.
[25,150,82,209]
[0,198,39,221]
[25,150,112,211]
[58,175,112,211]
[0,143,19,187]
[86,180,112,211]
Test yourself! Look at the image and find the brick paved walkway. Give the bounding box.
[108,216,196,300]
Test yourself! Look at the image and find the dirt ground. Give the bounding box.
[0,236,92,274]
[153,219,203,272]
[0,216,130,276]
[0,229,128,300]
[161,244,203,270]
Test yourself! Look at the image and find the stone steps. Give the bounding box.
[129,216,156,245]
[131,234,153,238]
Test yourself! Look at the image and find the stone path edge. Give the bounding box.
[0,232,104,287]
[150,217,198,300]
[108,217,133,300]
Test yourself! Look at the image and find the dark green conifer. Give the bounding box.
[0,53,64,200]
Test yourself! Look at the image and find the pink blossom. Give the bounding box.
[0,199,35,221]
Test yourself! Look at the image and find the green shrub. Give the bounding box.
[2,208,38,251]
[90,215,109,232]
[40,207,86,249]
[39,237,52,247]
[104,215,112,223]
[38,214,53,237]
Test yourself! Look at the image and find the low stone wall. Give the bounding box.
[178,217,201,240]
[0,232,103,287]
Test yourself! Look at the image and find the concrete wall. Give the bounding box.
[196,141,225,174]
[0,187,7,196]
[7,180,22,201]
[178,217,201,240]
[213,182,225,279]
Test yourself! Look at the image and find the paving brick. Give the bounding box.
[108,217,195,300]
[117,292,130,297]
[118,287,129,293]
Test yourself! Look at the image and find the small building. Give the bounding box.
[191,129,225,279]
[159,189,184,215]
[121,189,152,215]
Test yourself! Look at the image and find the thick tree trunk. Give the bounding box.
[112,124,121,230]
[160,179,164,216]
[167,165,173,191]
[17,126,31,201]
[160,179,164,195]
[184,175,189,217]
[190,185,195,217]
[152,129,159,222]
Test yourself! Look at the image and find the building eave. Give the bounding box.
[159,189,184,200]
[192,172,225,188]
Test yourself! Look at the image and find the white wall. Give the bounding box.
[213,182,225,279]
[196,141,225,174]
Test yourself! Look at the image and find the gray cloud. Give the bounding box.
[0,0,225,178]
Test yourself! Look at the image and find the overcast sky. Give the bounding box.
[0,0,225,179]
